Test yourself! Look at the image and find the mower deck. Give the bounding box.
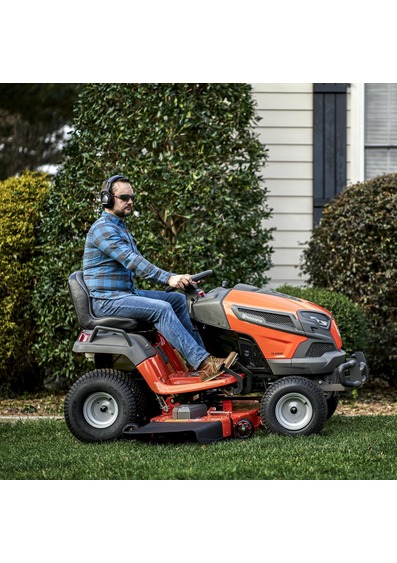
[123,400,261,443]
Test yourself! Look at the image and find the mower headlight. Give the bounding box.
[298,311,331,330]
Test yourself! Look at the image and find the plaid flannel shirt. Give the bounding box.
[83,211,172,299]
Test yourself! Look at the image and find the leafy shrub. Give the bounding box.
[300,173,397,379]
[34,83,273,385]
[277,285,369,357]
[0,172,49,393]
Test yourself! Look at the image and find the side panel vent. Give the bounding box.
[237,308,295,329]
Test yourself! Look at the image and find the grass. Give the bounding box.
[1,415,397,479]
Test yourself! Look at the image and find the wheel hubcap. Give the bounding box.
[275,392,313,431]
[83,392,119,428]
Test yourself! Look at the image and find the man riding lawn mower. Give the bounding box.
[65,269,368,443]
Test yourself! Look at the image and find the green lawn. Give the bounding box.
[1,415,396,480]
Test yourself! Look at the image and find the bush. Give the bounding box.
[277,285,369,357]
[34,83,273,385]
[300,173,397,379]
[0,172,49,393]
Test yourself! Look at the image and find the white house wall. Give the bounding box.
[252,83,313,288]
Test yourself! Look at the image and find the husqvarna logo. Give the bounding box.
[242,312,264,324]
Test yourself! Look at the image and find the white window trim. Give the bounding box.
[349,83,365,183]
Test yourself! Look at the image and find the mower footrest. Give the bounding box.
[123,420,224,444]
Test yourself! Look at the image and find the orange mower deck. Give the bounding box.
[123,399,261,443]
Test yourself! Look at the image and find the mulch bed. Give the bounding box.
[338,388,397,416]
[1,386,397,418]
[0,393,65,417]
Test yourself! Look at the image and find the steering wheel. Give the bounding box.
[165,269,213,292]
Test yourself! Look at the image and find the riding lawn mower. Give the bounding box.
[65,270,368,443]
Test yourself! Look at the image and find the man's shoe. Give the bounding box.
[197,351,238,382]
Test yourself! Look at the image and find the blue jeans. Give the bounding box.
[92,290,209,370]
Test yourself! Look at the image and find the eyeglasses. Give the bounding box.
[114,194,135,202]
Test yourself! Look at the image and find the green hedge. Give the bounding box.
[0,172,49,393]
[276,285,369,358]
[301,173,397,380]
[33,83,274,386]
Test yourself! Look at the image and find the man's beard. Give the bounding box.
[114,208,132,219]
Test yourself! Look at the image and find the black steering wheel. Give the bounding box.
[165,269,213,292]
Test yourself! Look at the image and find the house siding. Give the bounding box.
[252,83,314,288]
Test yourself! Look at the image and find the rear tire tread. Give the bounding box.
[64,368,146,443]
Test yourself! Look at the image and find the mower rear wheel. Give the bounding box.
[64,369,146,443]
[261,376,328,436]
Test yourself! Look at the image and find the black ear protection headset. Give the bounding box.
[101,175,129,208]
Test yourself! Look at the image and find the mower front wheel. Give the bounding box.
[261,376,327,436]
[64,369,146,443]
[326,392,340,419]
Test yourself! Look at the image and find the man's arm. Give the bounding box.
[91,222,172,284]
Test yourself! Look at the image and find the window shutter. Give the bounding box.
[313,84,349,224]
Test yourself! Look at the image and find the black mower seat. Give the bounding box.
[68,271,148,332]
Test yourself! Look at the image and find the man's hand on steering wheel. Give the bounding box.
[167,274,196,291]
